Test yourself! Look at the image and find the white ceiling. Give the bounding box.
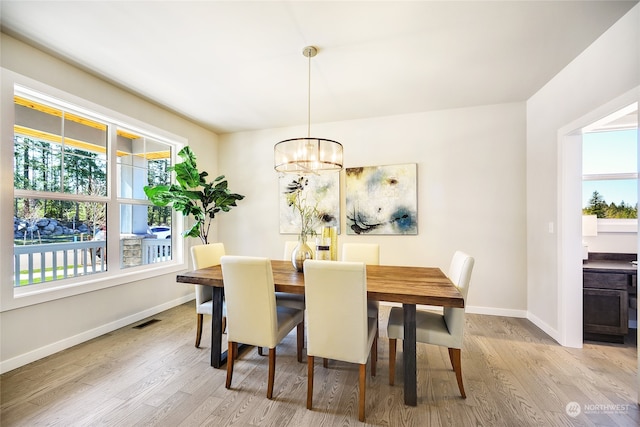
[1,1,637,134]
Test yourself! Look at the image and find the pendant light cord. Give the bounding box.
[307,51,311,138]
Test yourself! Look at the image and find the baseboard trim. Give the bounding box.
[466,305,527,318]
[379,301,528,318]
[526,311,562,345]
[378,302,565,345]
[0,295,194,374]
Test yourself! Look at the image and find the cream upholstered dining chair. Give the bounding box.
[303,260,377,422]
[387,251,474,398]
[221,256,305,399]
[253,242,307,356]
[342,243,380,358]
[190,243,226,348]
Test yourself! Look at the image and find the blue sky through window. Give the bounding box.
[582,129,637,209]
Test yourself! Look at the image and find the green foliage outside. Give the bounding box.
[14,134,175,240]
[583,190,637,219]
[14,135,108,244]
[14,136,107,225]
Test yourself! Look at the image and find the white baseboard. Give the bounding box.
[466,305,527,318]
[380,302,565,346]
[380,301,527,318]
[0,295,194,374]
[526,311,561,344]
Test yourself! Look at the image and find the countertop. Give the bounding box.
[583,260,637,274]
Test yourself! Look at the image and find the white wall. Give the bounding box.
[585,232,637,254]
[217,103,528,317]
[0,34,219,372]
[526,5,639,344]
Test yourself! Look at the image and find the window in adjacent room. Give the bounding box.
[582,103,638,232]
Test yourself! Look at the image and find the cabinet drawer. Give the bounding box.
[583,272,628,290]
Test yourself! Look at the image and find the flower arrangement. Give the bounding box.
[284,176,320,243]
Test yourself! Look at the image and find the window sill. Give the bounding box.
[597,218,638,233]
[2,261,188,312]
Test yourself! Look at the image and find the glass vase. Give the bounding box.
[291,235,313,272]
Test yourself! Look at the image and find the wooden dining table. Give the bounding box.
[176,259,464,406]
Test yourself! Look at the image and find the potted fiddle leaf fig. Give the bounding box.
[144,146,244,244]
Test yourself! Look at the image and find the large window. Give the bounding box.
[12,86,180,293]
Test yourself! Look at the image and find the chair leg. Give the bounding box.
[448,348,466,398]
[371,335,377,377]
[307,355,314,410]
[358,363,366,422]
[267,348,276,399]
[196,314,225,347]
[258,347,263,356]
[323,358,328,368]
[195,313,203,348]
[375,315,379,361]
[226,341,236,389]
[296,320,304,363]
[389,338,396,386]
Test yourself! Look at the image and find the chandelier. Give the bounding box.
[274,46,343,174]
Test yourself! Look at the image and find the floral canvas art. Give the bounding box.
[345,163,417,235]
[279,173,340,235]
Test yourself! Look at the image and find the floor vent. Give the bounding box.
[133,319,161,329]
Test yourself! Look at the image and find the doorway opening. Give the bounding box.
[558,90,638,348]
[581,105,638,344]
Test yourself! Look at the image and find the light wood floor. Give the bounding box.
[1,303,638,426]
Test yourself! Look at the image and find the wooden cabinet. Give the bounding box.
[583,254,636,343]
[583,287,628,341]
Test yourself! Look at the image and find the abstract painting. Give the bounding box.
[345,163,417,235]
[279,173,340,234]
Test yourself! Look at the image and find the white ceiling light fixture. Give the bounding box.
[274,46,343,175]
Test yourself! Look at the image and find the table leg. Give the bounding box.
[210,287,224,368]
[209,287,251,368]
[402,303,417,406]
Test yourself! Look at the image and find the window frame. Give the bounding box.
[2,70,188,312]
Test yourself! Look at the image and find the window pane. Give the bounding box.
[583,179,637,218]
[63,147,107,196]
[14,135,62,191]
[147,139,172,188]
[117,133,172,199]
[117,160,146,199]
[14,198,107,286]
[117,133,174,268]
[583,129,637,174]
[120,204,172,268]
[14,97,108,196]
